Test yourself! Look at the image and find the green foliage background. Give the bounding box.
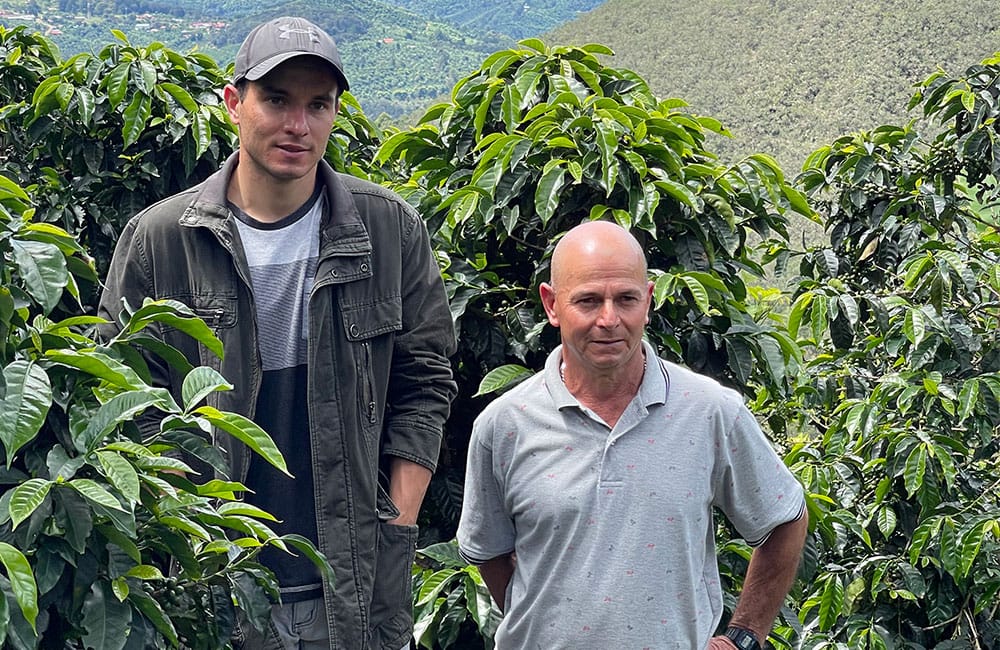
[0,16,998,650]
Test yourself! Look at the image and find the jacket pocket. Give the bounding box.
[369,521,418,650]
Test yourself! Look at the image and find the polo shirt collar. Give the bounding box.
[546,340,670,411]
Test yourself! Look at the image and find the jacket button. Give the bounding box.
[330,269,338,277]
[360,262,370,273]
[349,324,359,337]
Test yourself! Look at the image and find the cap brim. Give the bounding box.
[237,52,350,91]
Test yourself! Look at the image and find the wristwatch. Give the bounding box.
[724,626,762,650]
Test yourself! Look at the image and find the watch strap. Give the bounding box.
[724,626,762,650]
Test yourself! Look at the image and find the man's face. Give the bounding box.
[224,57,339,185]
[541,241,653,375]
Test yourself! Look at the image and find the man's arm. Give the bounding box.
[386,456,432,526]
[477,553,515,613]
[710,511,809,649]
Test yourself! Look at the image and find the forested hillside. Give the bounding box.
[383,0,602,39]
[0,0,604,117]
[547,0,1000,170]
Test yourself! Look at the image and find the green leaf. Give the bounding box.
[158,81,198,112]
[122,93,153,149]
[105,61,132,108]
[76,86,95,124]
[96,451,141,505]
[12,239,68,312]
[9,478,52,529]
[196,480,247,499]
[875,506,897,539]
[677,274,711,315]
[181,366,232,412]
[194,407,289,476]
[137,59,157,93]
[595,122,619,195]
[909,517,939,563]
[158,515,211,541]
[958,521,988,579]
[654,178,698,210]
[128,588,178,646]
[534,164,566,226]
[757,334,786,387]
[787,292,812,339]
[125,564,164,580]
[81,582,130,650]
[125,300,223,359]
[961,90,976,112]
[45,350,145,389]
[0,542,38,630]
[475,364,533,397]
[77,389,176,452]
[418,541,466,568]
[519,38,547,54]
[810,294,828,343]
[217,502,278,521]
[818,574,844,631]
[70,478,126,511]
[281,534,335,586]
[838,294,859,326]
[416,568,462,607]
[725,338,754,386]
[0,174,30,203]
[843,575,866,615]
[0,361,52,467]
[939,518,961,579]
[902,308,925,346]
[903,445,927,497]
[957,379,979,422]
[193,108,211,159]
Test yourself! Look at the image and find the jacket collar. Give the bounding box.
[179,152,372,256]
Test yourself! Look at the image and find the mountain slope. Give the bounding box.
[547,0,1000,169]
[1,0,605,117]
[382,0,603,39]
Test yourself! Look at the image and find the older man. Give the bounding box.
[457,220,807,649]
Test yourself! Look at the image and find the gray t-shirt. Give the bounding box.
[232,190,324,599]
[457,341,805,649]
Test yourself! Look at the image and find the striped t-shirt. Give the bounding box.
[231,186,323,601]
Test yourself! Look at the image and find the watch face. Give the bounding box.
[725,628,759,650]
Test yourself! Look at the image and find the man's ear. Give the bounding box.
[223,83,242,124]
[539,282,559,328]
[645,279,654,323]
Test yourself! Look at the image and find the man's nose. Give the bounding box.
[596,300,619,327]
[285,106,308,134]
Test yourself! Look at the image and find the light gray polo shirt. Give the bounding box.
[457,342,805,649]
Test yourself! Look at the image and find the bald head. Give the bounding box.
[550,221,647,290]
[540,220,653,383]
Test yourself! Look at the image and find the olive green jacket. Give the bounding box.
[99,154,457,649]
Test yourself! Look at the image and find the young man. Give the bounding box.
[99,17,457,649]
[457,221,807,649]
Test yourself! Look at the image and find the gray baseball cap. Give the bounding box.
[232,16,349,91]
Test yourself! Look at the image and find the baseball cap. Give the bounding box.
[232,16,349,92]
